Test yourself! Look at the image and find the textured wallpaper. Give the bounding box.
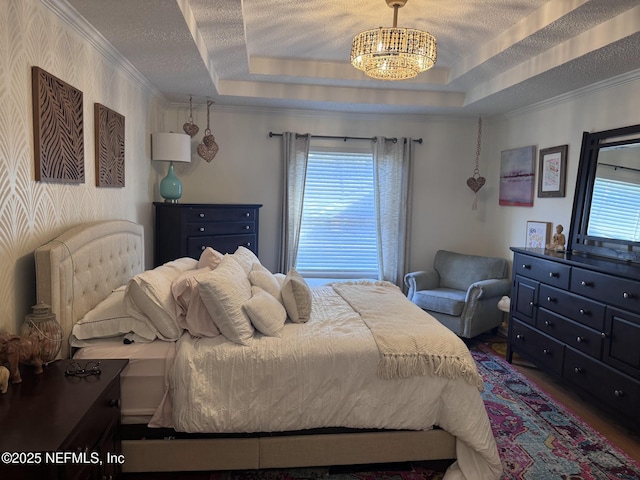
[0,0,162,334]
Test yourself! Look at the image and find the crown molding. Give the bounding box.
[41,0,165,102]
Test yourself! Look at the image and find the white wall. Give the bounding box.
[160,108,491,273]
[483,75,640,266]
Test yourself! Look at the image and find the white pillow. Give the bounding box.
[198,255,254,345]
[281,269,312,323]
[231,246,260,274]
[124,257,197,340]
[172,268,221,338]
[198,247,224,270]
[248,263,282,304]
[243,287,286,337]
[71,287,157,343]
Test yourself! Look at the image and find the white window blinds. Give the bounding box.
[295,149,379,278]
[588,175,640,242]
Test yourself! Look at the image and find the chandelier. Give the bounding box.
[350,0,437,81]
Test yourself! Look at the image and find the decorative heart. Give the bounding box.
[466,176,486,193]
[196,141,218,163]
[203,133,216,148]
[183,122,199,137]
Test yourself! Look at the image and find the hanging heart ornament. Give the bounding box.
[466,176,486,193]
[183,121,199,137]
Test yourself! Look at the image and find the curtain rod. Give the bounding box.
[268,132,423,144]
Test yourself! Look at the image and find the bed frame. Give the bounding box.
[34,220,457,473]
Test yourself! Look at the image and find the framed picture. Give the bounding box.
[94,103,125,187]
[32,66,84,183]
[526,221,551,249]
[499,146,536,206]
[538,145,568,197]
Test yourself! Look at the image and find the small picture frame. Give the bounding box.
[526,221,551,248]
[538,145,568,197]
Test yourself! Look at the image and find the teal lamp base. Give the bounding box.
[159,162,183,203]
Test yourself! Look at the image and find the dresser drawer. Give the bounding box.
[564,347,640,424]
[186,206,256,222]
[514,253,570,289]
[537,308,603,358]
[538,284,605,330]
[188,234,257,257]
[510,319,564,375]
[571,268,640,314]
[186,221,255,236]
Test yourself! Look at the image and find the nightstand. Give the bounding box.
[0,359,128,480]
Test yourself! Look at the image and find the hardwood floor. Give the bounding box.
[486,335,640,464]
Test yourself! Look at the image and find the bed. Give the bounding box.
[34,220,502,479]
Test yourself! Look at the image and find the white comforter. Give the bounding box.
[167,285,502,480]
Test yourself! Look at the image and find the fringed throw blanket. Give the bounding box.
[332,281,484,390]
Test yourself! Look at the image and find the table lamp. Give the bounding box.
[152,132,191,203]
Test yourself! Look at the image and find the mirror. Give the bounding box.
[569,123,640,263]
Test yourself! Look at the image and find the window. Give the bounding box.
[588,171,640,242]
[295,149,379,279]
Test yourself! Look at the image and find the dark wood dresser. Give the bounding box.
[507,247,640,427]
[153,203,262,266]
[0,359,128,480]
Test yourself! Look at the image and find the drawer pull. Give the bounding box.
[614,390,625,397]
[623,292,633,299]
[516,334,524,340]
[246,242,252,247]
[529,301,534,306]
[244,225,250,230]
[601,332,607,339]
[109,398,121,408]
[201,245,206,251]
[574,367,582,374]
[245,212,251,217]
[544,320,552,327]
[522,264,531,269]
[542,349,550,355]
[579,309,588,315]
[549,272,559,278]
[580,280,592,287]
[199,227,205,232]
[546,296,555,303]
[199,213,206,218]
[576,336,584,343]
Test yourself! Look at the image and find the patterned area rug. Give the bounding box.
[205,342,640,480]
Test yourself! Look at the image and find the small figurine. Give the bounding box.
[0,366,9,393]
[546,224,566,252]
[0,333,44,384]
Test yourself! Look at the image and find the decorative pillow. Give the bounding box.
[71,287,157,344]
[281,269,312,323]
[231,246,260,274]
[198,247,224,270]
[243,286,286,337]
[198,255,255,345]
[124,257,197,340]
[172,268,221,338]
[248,263,282,304]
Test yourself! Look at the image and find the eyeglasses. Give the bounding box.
[65,361,101,377]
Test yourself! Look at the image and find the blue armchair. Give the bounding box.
[404,250,510,338]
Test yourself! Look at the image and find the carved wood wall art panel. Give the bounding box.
[94,103,125,187]
[31,67,84,183]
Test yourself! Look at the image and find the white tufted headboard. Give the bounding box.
[34,220,145,359]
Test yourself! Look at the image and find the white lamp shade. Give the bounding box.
[152,132,191,163]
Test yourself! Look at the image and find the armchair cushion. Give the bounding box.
[414,288,466,316]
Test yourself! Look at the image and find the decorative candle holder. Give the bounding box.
[21,302,62,362]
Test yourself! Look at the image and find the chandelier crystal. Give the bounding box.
[350,0,437,81]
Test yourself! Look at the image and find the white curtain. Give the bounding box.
[279,132,311,273]
[373,137,414,287]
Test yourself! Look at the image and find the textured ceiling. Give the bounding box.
[62,0,640,116]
